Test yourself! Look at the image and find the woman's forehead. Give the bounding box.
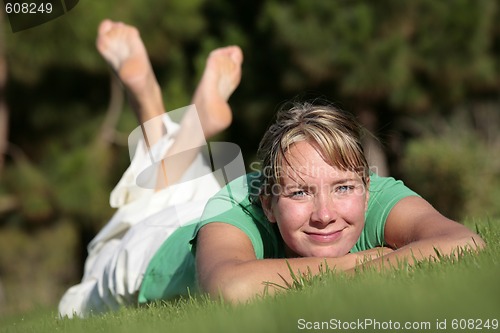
[280,141,362,183]
[280,165,362,184]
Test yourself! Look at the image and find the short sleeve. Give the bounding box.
[191,173,274,259]
[352,173,421,252]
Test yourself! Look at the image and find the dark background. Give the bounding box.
[0,0,499,315]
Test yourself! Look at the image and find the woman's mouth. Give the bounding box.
[305,228,344,243]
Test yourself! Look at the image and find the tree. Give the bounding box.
[258,0,499,174]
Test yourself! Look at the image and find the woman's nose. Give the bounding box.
[311,194,336,225]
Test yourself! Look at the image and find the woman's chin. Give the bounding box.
[301,246,350,258]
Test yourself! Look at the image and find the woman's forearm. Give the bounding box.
[198,248,391,303]
[357,233,486,271]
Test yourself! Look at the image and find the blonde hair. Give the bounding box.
[257,101,369,197]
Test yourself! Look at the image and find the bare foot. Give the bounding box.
[96,19,164,123]
[192,46,243,138]
[156,46,243,189]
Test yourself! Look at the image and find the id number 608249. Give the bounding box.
[5,2,53,14]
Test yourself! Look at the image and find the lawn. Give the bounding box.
[1,219,499,333]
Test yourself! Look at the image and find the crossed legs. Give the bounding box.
[96,19,243,188]
[58,20,244,318]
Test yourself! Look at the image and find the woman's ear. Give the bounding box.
[259,195,277,223]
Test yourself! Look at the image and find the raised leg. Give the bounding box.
[96,20,243,188]
[96,19,164,126]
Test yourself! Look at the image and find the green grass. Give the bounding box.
[1,219,499,333]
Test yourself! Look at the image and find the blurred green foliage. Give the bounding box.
[0,0,499,316]
[0,222,78,315]
[402,106,500,221]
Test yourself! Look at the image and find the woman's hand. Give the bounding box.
[354,246,394,265]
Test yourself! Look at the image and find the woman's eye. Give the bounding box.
[336,185,354,194]
[290,190,307,198]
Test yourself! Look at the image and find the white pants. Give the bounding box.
[58,110,222,318]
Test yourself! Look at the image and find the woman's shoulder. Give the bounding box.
[196,171,282,258]
[369,172,417,194]
[366,172,421,218]
[200,172,262,220]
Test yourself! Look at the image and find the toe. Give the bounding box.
[98,19,114,35]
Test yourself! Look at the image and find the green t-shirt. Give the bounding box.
[138,172,419,304]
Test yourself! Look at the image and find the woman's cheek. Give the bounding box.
[276,200,311,228]
[341,195,367,221]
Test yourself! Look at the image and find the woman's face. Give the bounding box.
[262,140,369,258]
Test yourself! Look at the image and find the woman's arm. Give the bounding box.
[362,196,485,269]
[195,197,484,303]
[195,222,390,302]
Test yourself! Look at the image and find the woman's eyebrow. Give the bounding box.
[282,181,308,189]
[285,178,359,190]
[331,178,359,184]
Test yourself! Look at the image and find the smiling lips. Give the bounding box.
[305,228,345,243]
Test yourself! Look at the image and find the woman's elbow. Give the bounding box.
[447,227,486,254]
[440,221,487,253]
[464,232,486,252]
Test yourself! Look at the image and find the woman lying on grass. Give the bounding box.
[147,102,485,303]
[59,20,485,317]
